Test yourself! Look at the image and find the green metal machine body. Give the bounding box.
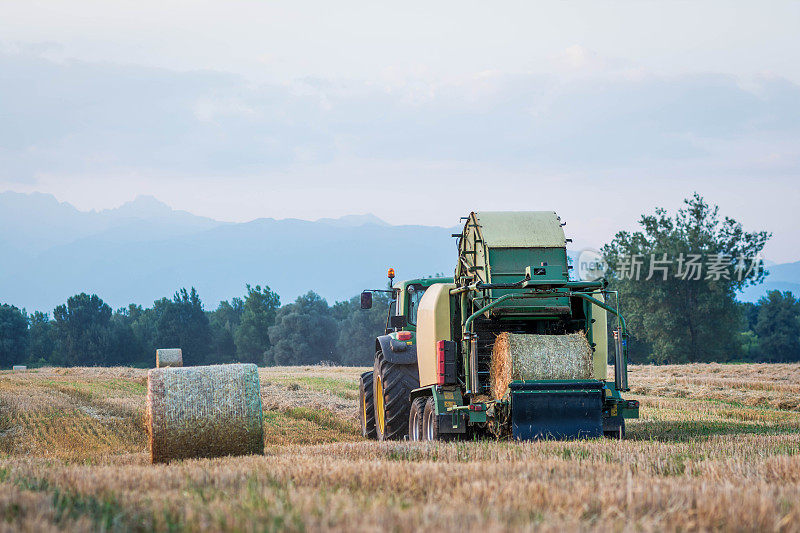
[409,211,639,440]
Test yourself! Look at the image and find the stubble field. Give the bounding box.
[1,363,799,532]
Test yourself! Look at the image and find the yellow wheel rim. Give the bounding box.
[361,389,368,432]
[376,375,385,436]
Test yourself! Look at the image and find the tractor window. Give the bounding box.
[406,285,426,325]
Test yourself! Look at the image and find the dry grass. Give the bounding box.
[629,363,800,411]
[0,363,799,532]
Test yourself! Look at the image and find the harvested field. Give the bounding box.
[0,363,799,532]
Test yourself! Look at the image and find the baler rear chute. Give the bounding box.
[509,380,604,440]
[359,210,639,442]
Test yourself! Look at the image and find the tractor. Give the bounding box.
[359,211,639,441]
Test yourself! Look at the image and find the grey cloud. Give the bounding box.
[2,52,800,182]
[0,54,335,181]
[328,73,800,166]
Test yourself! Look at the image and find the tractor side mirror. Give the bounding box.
[360,291,373,309]
[389,315,407,329]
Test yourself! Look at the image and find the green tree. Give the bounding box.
[126,304,158,363]
[754,291,800,362]
[27,311,55,365]
[602,193,770,363]
[333,292,391,365]
[234,285,280,364]
[741,301,759,332]
[209,297,244,362]
[52,293,113,366]
[738,301,761,360]
[0,303,28,368]
[108,307,147,366]
[267,291,337,365]
[154,288,211,365]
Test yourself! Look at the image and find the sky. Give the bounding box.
[1,1,799,261]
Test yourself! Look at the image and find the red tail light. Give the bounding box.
[436,340,446,385]
[397,331,412,341]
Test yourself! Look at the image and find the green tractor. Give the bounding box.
[358,271,452,440]
[358,211,639,441]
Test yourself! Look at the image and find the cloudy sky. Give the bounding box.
[1,1,799,261]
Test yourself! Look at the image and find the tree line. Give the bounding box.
[0,285,392,368]
[1,193,799,368]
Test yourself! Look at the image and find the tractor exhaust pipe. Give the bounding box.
[469,334,479,395]
[613,327,628,391]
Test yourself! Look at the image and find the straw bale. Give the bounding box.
[490,332,594,399]
[156,348,182,368]
[147,363,264,463]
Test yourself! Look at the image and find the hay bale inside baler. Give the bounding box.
[490,332,594,399]
[146,363,264,463]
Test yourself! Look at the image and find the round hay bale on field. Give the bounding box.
[155,348,182,368]
[146,363,264,463]
[490,332,594,399]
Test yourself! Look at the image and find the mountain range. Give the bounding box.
[0,192,457,312]
[0,191,796,313]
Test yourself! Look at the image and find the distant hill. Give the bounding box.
[0,192,795,311]
[739,261,800,303]
[0,192,222,256]
[0,192,457,312]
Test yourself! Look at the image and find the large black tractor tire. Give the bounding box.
[359,371,377,439]
[373,350,419,441]
[422,397,450,442]
[408,397,427,442]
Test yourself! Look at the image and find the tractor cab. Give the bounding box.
[361,270,452,335]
